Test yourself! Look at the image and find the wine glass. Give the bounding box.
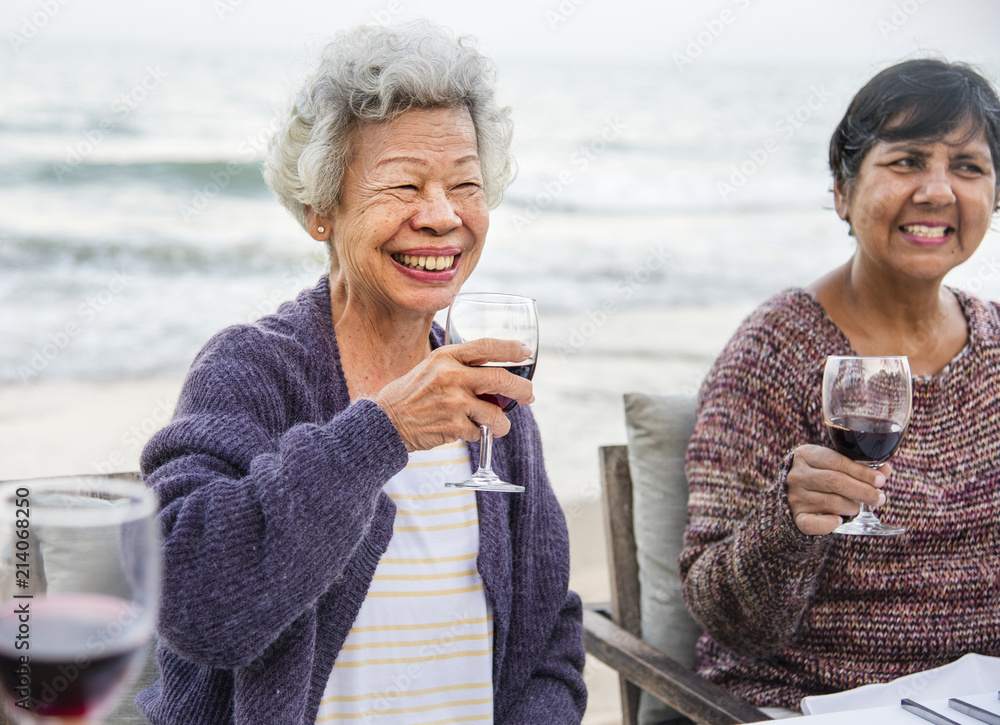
[445,292,538,493]
[0,476,160,723]
[822,356,912,536]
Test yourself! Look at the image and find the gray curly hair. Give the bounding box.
[263,21,516,230]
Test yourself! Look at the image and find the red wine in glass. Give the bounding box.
[824,414,905,465]
[476,361,536,413]
[0,594,149,720]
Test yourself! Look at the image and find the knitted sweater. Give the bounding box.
[680,287,1000,709]
[137,276,586,724]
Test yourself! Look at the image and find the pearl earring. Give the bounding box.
[317,226,325,234]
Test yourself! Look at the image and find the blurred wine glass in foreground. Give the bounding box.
[0,477,159,724]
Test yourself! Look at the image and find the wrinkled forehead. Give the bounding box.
[344,106,478,165]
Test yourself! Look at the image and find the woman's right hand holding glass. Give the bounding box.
[375,337,534,453]
[786,445,891,536]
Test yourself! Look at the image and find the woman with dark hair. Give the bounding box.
[681,58,1000,711]
[138,21,585,724]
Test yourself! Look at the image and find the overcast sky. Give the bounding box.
[2,0,999,71]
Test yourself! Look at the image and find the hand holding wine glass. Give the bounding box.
[445,292,538,493]
[822,356,912,536]
[0,477,159,724]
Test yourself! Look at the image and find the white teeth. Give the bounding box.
[903,224,950,238]
[392,253,454,271]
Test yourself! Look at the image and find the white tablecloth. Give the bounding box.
[746,654,1000,724]
[802,654,1000,715]
[748,692,1000,725]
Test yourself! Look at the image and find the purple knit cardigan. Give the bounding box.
[137,277,586,724]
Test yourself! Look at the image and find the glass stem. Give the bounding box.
[477,424,493,474]
[857,462,882,520]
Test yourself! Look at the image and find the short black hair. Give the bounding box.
[829,59,1000,195]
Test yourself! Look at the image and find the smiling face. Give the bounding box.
[315,105,488,322]
[834,123,999,285]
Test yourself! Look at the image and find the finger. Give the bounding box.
[810,489,885,517]
[792,453,887,510]
[457,414,489,443]
[796,445,890,497]
[794,511,847,537]
[467,399,512,438]
[797,444,888,487]
[446,338,533,367]
[873,461,893,484]
[817,468,886,509]
[473,367,535,407]
[788,481,862,522]
[811,465,886,509]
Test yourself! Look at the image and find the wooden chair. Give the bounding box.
[583,395,769,725]
[0,473,156,724]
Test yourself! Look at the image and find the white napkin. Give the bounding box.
[801,653,1000,715]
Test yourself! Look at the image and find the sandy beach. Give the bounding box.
[0,302,755,724]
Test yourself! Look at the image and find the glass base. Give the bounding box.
[446,470,524,493]
[833,513,905,536]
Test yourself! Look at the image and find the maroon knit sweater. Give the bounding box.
[680,288,1000,710]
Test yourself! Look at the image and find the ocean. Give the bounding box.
[3,43,1000,384]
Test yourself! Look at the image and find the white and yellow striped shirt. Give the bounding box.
[316,441,494,724]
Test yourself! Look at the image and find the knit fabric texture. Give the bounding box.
[137,276,586,724]
[681,287,1000,710]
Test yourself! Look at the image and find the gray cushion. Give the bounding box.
[624,392,703,725]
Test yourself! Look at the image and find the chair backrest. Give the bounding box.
[598,444,643,722]
[619,392,703,724]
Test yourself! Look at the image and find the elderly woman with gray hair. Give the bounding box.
[138,21,586,725]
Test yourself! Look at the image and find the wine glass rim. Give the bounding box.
[0,476,157,526]
[451,291,536,304]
